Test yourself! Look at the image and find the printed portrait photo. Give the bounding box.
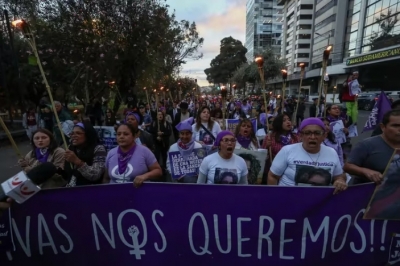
[214,168,239,184]
[200,130,214,145]
[237,153,261,185]
[295,165,332,186]
[365,149,400,220]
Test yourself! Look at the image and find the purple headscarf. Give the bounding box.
[125,112,140,124]
[214,130,235,146]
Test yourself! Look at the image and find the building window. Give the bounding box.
[298,34,311,39]
[298,43,311,48]
[298,15,313,20]
[315,0,337,18]
[314,14,336,30]
[297,53,310,58]
[297,24,312,30]
[298,4,313,10]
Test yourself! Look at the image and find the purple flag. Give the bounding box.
[362,91,391,132]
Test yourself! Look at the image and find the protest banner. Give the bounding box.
[226,118,257,134]
[1,183,400,265]
[94,126,117,152]
[365,149,400,221]
[168,148,207,180]
[234,149,267,184]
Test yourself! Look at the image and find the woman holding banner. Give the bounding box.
[62,121,107,187]
[166,120,203,183]
[197,131,248,185]
[192,106,221,146]
[103,123,162,187]
[234,118,259,150]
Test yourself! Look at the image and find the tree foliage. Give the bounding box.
[0,0,203,109]
[231,47,285,94]
[204,37,247,85]
[370,9,400,51]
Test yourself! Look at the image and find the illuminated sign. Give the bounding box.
[346,47,400,66]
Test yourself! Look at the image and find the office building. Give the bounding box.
[245,0,284,62]
[272,0,400,97]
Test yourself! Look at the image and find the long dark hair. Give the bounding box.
[272,113,291,142]
[195,106,214,131]
[69,120,100,165]
[30,129,58,158]
[234,118,259,148]
[321,118,336,144]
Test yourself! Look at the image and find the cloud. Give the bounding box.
[168,0,247,87]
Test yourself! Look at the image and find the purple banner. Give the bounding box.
[1,183,400,265]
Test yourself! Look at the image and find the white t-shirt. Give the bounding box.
[192,122,222,145]
[270,143,343,186]
[198,153,248,184]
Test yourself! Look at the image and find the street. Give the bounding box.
[0,110,373,183]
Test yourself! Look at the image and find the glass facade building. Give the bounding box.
[347,0,400,57]
[245,0,284,61]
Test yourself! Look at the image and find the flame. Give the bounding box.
[11,19,24,28]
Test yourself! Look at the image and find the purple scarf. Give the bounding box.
[35,148,50,163]
[177,139,195,160]
[117,145,137,174]
[237,135,252,149]
[280,134,291,146]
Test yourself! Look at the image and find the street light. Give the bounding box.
[12,19,68,150]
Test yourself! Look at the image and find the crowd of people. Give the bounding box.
[1,74,400,218]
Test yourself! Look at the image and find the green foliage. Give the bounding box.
[204,37,247,84]
[0,0,203,108]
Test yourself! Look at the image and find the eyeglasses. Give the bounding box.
[301,131,324,136]
[268,120,274,124]
[221,138,236,143]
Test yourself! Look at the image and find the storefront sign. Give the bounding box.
[346,46,400,66]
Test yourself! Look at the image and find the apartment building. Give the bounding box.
[245,0,284,62]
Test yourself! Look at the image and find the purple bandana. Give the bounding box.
[117,145,137,174]
[35,148,50,163]
[280,134,291,146]
[236,135,252,149]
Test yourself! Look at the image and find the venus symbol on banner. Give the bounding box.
[128,225,145,259]
[111,164,133,183]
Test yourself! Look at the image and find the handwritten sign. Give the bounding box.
[168,148,207,179]
[1,184,400,265]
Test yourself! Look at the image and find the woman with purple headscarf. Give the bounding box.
[198,131,248,184]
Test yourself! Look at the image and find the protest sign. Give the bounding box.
[1,183,400,265]
[226,118,257,134]
[330,120,346,144]
[365,149,400,220]
[234,149,267,184]
[94,126,117,152]
[168,148,207,179]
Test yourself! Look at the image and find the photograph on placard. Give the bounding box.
[364,149,400,220]
[295,165,332,186]
[234,149,267,184]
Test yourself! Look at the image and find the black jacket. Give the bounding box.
[229,109,247,119]
[138,129,155,152]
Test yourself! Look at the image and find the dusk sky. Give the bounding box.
[168,0,247,86]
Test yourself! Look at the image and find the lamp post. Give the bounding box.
[332,86,337,104]
[12,19,68,150]
[281,69,288,111]
[221,85,227,129]
[316,45,332,117]
[293,63,305,126]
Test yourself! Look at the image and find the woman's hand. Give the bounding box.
[333,179,348,195]
[18,159,28,167]
[64,150,80,165]
[133,175,147,188]
[264,135,272,148]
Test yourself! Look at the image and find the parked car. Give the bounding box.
[357,92,393,111]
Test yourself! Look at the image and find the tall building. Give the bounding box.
[271,0,400,97]
[245,0,284,62]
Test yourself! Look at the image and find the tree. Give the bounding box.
[0,0,203,111]
[231,47,285,95]
[204,37,247,92]
[370,9,400,51]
